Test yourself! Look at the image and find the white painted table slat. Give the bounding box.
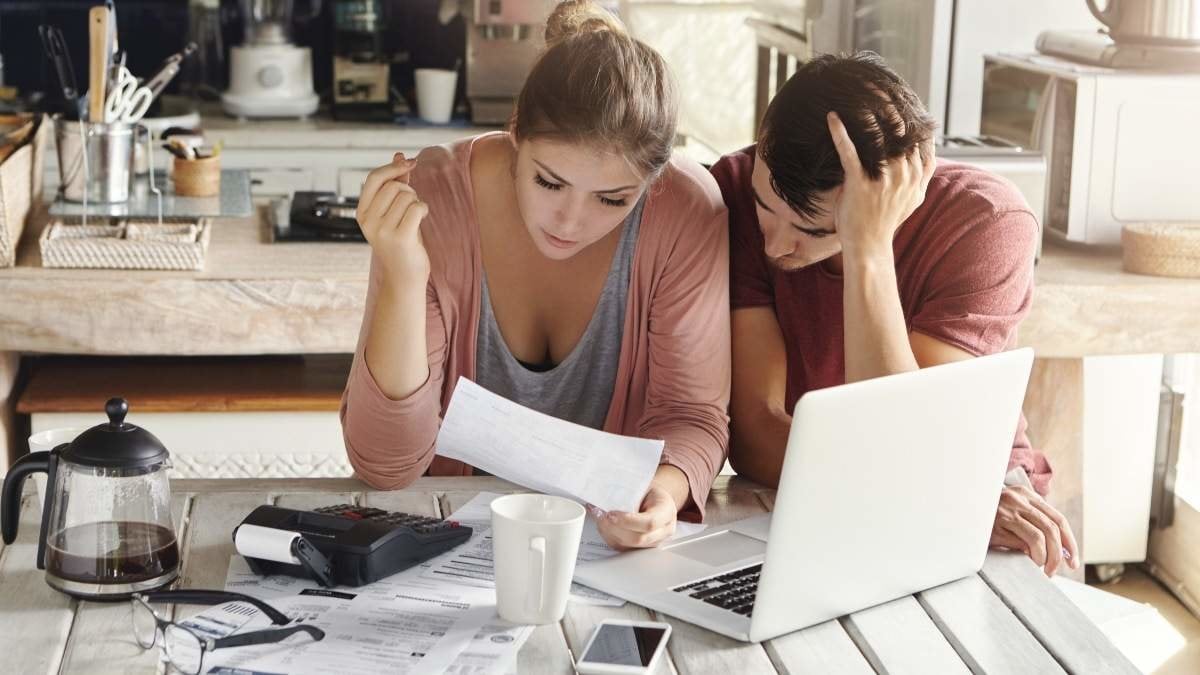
[842,596,972,675]
[0,477,1136,674]
[980,553,1141,675]
[918,574,1067,674]
[1,494,76,675]
[762,619,876,674]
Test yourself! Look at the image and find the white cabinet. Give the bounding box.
[337,168,375,198]
[218,147,428,197]
[247,168,314,196]
[1082,355,1165,563]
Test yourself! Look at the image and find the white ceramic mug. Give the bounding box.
[491,493,585,625]
[414,68,458,124]
[27,428,87,507]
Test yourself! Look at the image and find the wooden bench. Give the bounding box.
[15,355,352,479]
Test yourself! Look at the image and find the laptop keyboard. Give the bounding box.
[671,564,762,616]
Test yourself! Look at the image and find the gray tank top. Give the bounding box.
[474,198,643,430]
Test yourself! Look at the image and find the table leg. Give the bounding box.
[0,351,21,475]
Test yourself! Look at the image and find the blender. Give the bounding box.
[222,0,321,118]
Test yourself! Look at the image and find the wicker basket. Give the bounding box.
[39,217,212,271]
[1122,222,1200,279]
[0,114,50,267]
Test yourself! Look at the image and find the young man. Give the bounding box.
[712,53,1078,576]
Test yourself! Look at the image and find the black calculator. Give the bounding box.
[235,503,473,587]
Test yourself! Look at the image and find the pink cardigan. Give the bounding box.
[340,133,731,520]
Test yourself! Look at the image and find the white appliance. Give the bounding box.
[937,135,1047,259]
[938,135,1047,221]
[575,349,1034,642]
[1085,0,1200,46]
[980,52,1200,245]
[751,0,1100,136]
[1038,28,1200,70]
[222,0,320,119]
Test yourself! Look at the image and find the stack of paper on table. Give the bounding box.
[220,555,530,674]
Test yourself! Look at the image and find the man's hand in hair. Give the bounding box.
[827,111,935,262]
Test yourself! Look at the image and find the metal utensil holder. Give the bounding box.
[54,116,162,227]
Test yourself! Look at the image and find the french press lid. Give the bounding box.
[60,398,170,469]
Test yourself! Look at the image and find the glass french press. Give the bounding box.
[1,398,180,599]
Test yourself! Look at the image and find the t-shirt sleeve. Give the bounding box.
[909,207,1054,494]
[710,154,774,309]
[909,209,1038,356]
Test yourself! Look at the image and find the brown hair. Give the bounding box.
[512,1,678,180]
[759,52,937,218]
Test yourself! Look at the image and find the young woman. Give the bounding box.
[340,0,729,549]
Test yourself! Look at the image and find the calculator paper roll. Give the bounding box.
[235,524,301,564]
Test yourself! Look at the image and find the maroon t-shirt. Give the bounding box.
[712,145,1053,495]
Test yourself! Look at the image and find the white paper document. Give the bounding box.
[223,557,532,675]
[201,582,494,675]
[418,492,706,606]
[443,618,534,675]
[177,600,259,640]
[436,377,664,513]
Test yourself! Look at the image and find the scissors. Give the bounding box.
[103,65,154,124]
[38,24,82,117]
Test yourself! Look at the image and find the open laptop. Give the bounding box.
[574,348,1035,643]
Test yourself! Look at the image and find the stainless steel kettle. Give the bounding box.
[1087,0,1200,45]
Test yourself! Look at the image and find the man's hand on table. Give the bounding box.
[989,484,1080,577]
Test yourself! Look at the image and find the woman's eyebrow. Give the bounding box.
[532,159,637,194]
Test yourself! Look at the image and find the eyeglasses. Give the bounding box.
[130,589,324,675]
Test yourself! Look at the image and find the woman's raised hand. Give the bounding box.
[357,152,432,286]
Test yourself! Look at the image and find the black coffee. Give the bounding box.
[45,521,179,584]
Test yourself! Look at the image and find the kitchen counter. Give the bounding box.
[0,208,1196,357]
[1,206,367,356]
[1024,240,1200,357]
[199,106,497,150]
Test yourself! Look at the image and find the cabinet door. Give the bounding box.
[248,169,314,197]
[338,168,374,198]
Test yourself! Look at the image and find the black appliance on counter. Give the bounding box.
[331,0,467,120]
[272,191,366,242]
[332,0,392,120]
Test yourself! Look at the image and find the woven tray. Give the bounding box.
[39,217,212,271]
[1122,222,1200,279]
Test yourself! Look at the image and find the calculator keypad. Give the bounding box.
[313,504,461,534]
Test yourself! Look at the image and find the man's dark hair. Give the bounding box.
[758,52,937,219]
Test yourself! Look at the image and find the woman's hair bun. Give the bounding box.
[544,0,626,49]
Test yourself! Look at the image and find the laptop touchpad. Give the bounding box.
[667,531,765,568]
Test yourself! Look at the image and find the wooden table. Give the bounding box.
[0,476,1138,674]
